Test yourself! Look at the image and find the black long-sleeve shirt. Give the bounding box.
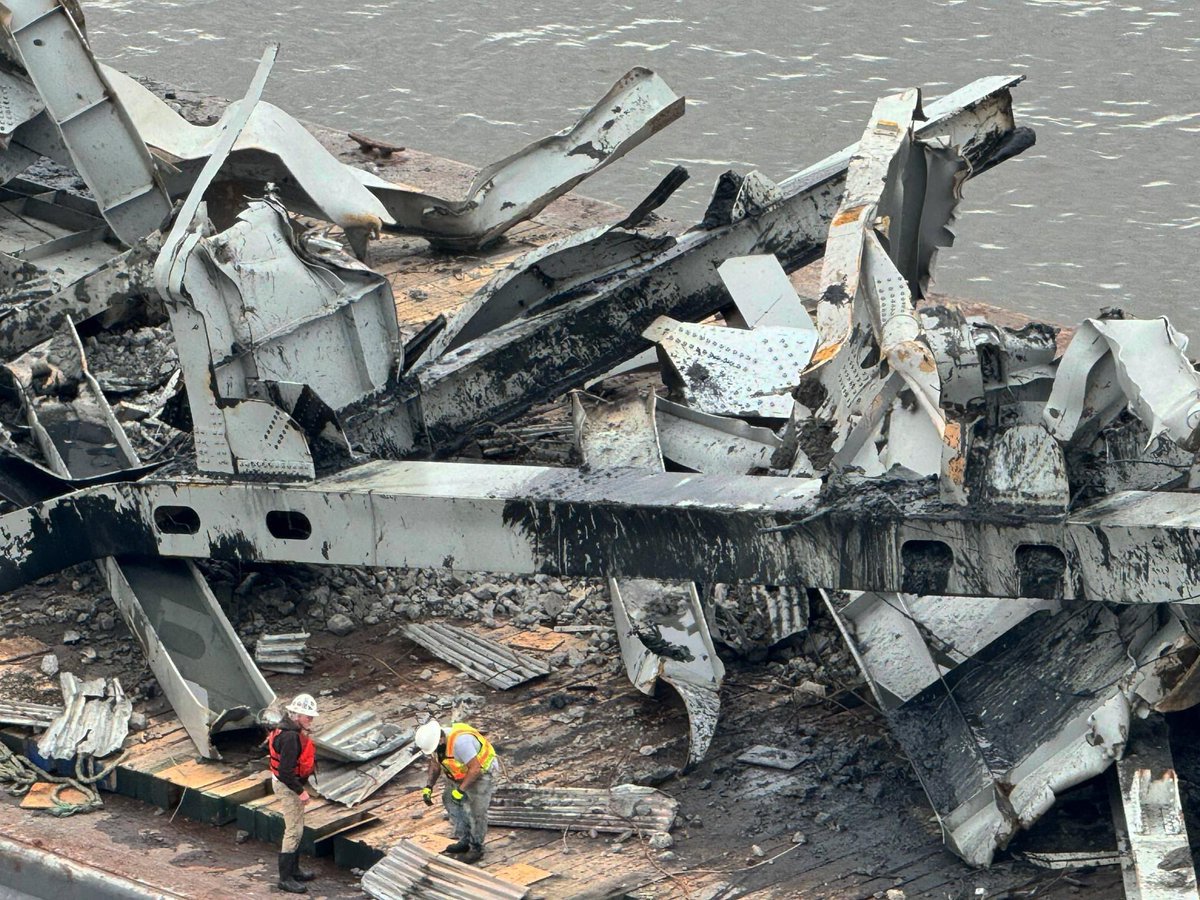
[272,721,307,795]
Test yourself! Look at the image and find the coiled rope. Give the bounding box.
[0,741,123,816]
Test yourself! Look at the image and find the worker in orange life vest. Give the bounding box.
[416,718,499,864]
[268,693,320,894]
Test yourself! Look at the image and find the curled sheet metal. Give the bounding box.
[1044,317,1200,451]
[37,672,131,760]
[312,710,411,763]
[361,839,529,900]
[654,395,782,474]
[254,632,309,675]
[489,783,677,834]
[574,393,724,767]
[644,315,817,419]
[402,622,550,690]
[311,743,421,807]
[355,67,684,251]
[101,65,393,244]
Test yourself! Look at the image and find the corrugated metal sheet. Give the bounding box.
[764,586,810,645]
[403,623,550,690]
[0,698,62,730]
[312,710,412,763]
[37,673,131,760]
[489,784,677,834]
[312,743,421,807]
[361,838,529,900]
[254,632,310,674]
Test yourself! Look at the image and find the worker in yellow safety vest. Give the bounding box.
[415,718,498,864]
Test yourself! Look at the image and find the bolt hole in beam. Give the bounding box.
[901,540,954,595]
[266,510,312,541]
[1015,544,1066,600]
[154,505,200,535]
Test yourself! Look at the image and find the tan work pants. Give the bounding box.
[272,777,305,853]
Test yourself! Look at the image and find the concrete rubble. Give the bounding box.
[2,8,1200,900]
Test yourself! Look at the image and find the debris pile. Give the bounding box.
[1,7,1200,896]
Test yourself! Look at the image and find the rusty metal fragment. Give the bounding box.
[1111,715,1199,899]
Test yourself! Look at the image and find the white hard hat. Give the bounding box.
[286,693,319,718]
[414,719,442,754]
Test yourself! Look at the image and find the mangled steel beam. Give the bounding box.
[420,168,686,365]
[354,67,683,251]
[12,463,1200,603]
[827,592,1200,867]
[154,46,322,479]
[1045,316,1200,451]
[0,237,159,359]
[1110,715,1199,899]
[654,395,783,474]
[573,392,725,767]
[788,88,963,494]
[101,65,393,258]
[4,325,273,759]
[346,75,1031,456]
[0,1,172,244]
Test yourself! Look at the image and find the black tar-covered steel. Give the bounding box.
[346,75,1035,457]
[2,459,1200,604]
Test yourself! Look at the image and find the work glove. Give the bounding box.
[450,788,466,803]
[421,787,434,807]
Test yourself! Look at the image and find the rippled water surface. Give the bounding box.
[86,0,1200,331]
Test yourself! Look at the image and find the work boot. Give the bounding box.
[277,852,308,894]
[459,843,484,864]
[441,839,471,855]
[291,852,316,883]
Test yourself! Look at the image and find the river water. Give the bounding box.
[85,0,1200,333]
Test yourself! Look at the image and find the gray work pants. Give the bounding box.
[443,769,496,847]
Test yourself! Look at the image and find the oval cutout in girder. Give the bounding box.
[267,510,312,541]
[154,505,200,535]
